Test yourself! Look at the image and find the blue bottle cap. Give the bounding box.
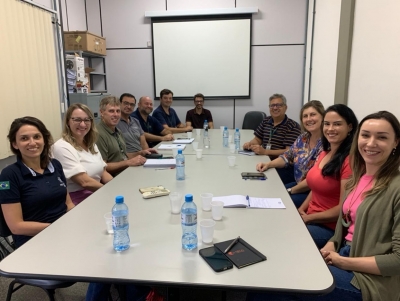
[116,195,124,203]
[185,194,193,202]
[178,149,182,154]
[224,126,227,130]
[236,128,239,131]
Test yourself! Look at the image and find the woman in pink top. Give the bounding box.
[298,104,358,249]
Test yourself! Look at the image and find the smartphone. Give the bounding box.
[145,153,163,159]
[241,172,266,179]
[199,246,233,272]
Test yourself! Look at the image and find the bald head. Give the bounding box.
[138,96,154,116]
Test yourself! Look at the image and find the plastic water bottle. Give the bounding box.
[181,194,198,250]
[234,128,240,151]
[176,149,185,180]
[203,120,208,136]
[223,126,229,147]
[203,128,210,149]
[112,196,130,252]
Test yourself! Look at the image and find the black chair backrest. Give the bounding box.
[242,111,267,131]
[0,206,12,238]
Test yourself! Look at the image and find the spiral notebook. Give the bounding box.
[214,238,267,269]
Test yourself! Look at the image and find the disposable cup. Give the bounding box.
[211,201,224,221]
[201,193,213,211]
[220,126,225,135]
[227,156,236,167]
[229,143,235,153]
[196,149,203,159]
[192,141,199,150]
[172,148,179,158]
[196,129,201,136]
[228,135,233,143]
[187,132,192,139]
[200,219,216,243]
[104,212,113,234]
[169,192,182,214]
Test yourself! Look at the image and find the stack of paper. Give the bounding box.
[173,138,195,144]
[212,195,286,209]
[158,144,186,150]
[143,159,176,168]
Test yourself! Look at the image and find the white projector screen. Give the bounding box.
[152,15,251,99]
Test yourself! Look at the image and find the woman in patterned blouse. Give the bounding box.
[256,100,324,207]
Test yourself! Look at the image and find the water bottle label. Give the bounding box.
[181,213,197,225]
[112,215,128,228]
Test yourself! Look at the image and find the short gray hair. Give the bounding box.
[100,96,120,111]
[269,93,287,105]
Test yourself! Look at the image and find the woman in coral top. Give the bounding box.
[298,104,358,249]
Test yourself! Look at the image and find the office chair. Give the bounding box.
[242,111,267,130]
[0,207,75,301]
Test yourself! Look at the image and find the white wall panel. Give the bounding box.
[65,0,87,30]
[105,49,154,98]
[101,0,165,48]
[348,0,400,120]
[167,0,234,10]
[86,0,102,36]
[307,0,341,109]
[235,46,305,128]
[237,0,307,45]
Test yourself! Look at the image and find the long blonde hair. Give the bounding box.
[62,103,98,154]
[346,111,400,197]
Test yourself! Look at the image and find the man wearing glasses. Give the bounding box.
[243,93,300,159]
[117,93,159,158]
[97,96,147,177]
[185,93,214,129]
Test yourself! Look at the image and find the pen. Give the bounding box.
[224,236,240,253]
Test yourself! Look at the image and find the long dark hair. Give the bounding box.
[8,116,54,169]
[321,104,358,179]
[347,111,400,197]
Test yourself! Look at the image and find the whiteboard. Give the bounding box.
[152,16,251,99]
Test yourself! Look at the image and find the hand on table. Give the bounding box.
[162,134,174,141]
[250,145,266,155]
[256,162,270,172]
[127,155,146,166]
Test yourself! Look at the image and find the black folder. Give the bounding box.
[214,238,267,269]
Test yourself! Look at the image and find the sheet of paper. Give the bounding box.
[144,159,176,168]
[238,150,255,156]
[173,138,194,144]
[249,197,285,209]
[158,144,186,150]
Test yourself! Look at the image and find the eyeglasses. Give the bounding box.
[122,101,136,107]
[195,100,204,103]
[70,117,92,124]
[269,103,285,108]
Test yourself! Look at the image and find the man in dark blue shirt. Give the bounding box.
[131,96,174,148]
[152,89,193,134]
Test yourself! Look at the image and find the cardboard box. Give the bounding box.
[64,31,106,56]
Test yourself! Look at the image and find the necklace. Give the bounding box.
[341,177,373,227]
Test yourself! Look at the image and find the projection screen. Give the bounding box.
[151,15,252,99]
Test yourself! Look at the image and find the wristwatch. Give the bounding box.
[287,188,292,194]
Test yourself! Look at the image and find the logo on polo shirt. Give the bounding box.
[0,181,10,190]
[57,177,66,187]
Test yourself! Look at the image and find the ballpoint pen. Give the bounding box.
[224,236,240,253]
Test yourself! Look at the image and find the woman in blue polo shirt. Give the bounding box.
[0,117,74,248]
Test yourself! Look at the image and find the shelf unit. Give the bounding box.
[65,50,107,93]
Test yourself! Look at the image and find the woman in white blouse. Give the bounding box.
[53,103,113,205]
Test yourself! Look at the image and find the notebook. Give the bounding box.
[214,238,267,269]
[143,159,176,168]
[173,138,195,144]
[158,144,186,150]
[212,195,286,209]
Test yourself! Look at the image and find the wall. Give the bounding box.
[62,0,308,128]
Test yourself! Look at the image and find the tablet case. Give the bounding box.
[214,238,267,269]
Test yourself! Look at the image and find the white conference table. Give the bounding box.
[157,129,256,156]
[0,134,334,298]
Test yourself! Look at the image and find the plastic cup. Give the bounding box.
[211,201,224,221]
[227,156,236,167]
[196,129,201,136]
[200,219,216,243]
[220,126,225,135]
[229,143,235,153]
[201,193,213,211]
[187,132,192,139]
[228,135,233,143]
[192,141,199,150]
[196,149,203,159]
[104,212,113,234]
[172,148,179,158]
[169,192,182,214]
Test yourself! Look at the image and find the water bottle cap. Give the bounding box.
[236,128,239,131]
[178,149,182,154]
[115,195,124,203]
[224,126,227,130]
[205,120,207,122]
[185,194,193,202]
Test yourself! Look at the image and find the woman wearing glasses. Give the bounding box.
[53,103,113,205]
